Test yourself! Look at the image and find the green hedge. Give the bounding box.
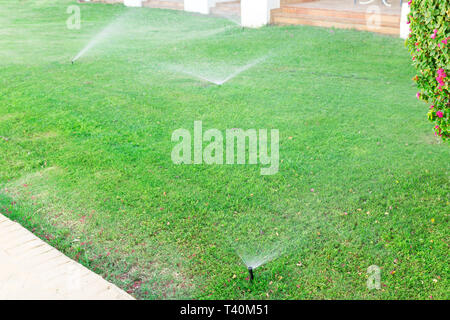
[406,0,449,140]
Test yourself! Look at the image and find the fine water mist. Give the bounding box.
[71,10,133,63]
[228,202,351,279]
[238,247,283,270]
[71,8,238,64]
[170,54,270,85]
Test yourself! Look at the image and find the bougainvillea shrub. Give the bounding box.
[406,0,449,140]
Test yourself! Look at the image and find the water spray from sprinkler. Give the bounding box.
[248,267,254,282]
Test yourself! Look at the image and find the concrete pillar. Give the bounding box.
[241,0,280,28]
[124,0,142,7]
[184,0,212,14]
[399,3,410,39]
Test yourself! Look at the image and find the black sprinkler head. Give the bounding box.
[248,267,254,282]
[71,61,74,65]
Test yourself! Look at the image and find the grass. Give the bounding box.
[0,0,448,300]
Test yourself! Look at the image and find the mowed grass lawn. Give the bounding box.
[0,1,448,300]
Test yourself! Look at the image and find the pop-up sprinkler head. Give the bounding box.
[248,267,254,282]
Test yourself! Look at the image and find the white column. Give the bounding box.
[124,0,142,7]
[184,0,212,14]
[241,0,280,28]
[400,3,410,39]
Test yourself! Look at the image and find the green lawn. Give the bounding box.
[0,0,448,300]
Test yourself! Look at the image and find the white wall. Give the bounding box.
[184,0,213,14]
[241,0,280,28]
[400,3,410,39]
[211,0,237,5]
[123,0,142,7]
[184,0,235,15]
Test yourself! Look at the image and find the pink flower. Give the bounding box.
[408,0,412,5]
[430,105,434,109]
[436,69,447,90]
[436,111,443,118]
[416,92,421,99]
[442,38,448,45]
[435,125,442,137]
[430,29,438,39]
